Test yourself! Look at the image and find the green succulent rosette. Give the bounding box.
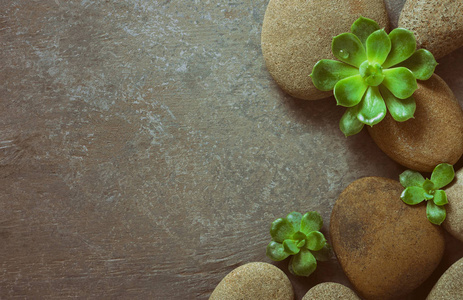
[310,17,437,136]
[399,163,455,225]
[266,211,331,277]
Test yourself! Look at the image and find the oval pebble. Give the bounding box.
[399,0,463,59]
[261,0,388,100]
[302,282,360,300]
[443,167,463,242]
[368,74,463,172]
[209,262,293,300]
[330,177,445,300]
[427,257,463,300]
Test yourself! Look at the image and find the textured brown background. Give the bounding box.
[1,0,462,299]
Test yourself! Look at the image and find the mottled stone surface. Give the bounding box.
[209,262,293,300]
[399,0,463,59]
[302,282,360,300]
[330,177,445,300]
[368,74,463,172]
[444,168,463,242]
[427,257,463,300]
[261,0,388,100]
[0,1,462,299]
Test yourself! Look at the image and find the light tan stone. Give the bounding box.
[209,262,293,300]
[261,0,388,100]
[427,257,463,300]
[443,168,463,242]
[330,177,445,300]
[368,74,463,172]
[302,282,360,300]
[399,0,463,59]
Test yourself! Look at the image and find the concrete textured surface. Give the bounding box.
[0,0,462,299]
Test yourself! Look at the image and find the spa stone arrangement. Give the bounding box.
[210,0,463,299]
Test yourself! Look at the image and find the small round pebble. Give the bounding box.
[302,282,360,300]
[443,167,463,242]
[427,257,463,300]
[209,262,293,300]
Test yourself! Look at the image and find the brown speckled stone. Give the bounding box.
[302,282,360,300]
[368,74,463,172]
[261,0,388,100]
[443,168,463,242]
[209,262,293,300]
[330,177,445,300]
[399,0,463,59]
[427,257,463,300]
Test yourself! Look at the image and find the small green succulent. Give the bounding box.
[310,16,437,136]
[399,163,455,225]
[266,211,330,276]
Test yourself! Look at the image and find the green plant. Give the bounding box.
[266,211,330,276]
[310,16,437,136]
[399,163,455,225]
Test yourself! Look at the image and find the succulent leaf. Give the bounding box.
[297,239,306,248]
[306,231,326,251]
[310,60,359,91]
[366,29,391,65]
[332,33,367,68]
[433,190,448,206]
[312,244,331,262]
[334,75,368,107]
[357,86,386,126]
[401,186,426,205]
[270,218,295,243]
[289,249,317,277]
[382,67,417,99]
[399,169,425,188]
[266,241,290,261]
[424,193,434,200]
[293,231,307,241]
[283,239,301,255]
[382,28,416,68]
[431,163,455,189]
[426,201,446,225]
[380,85,415,122]
[286,212,303,232]
[339,106,364,136]
[423,179,435,193]
[300,211,323,234]
[396,49,437,80]
[351,16,380,46]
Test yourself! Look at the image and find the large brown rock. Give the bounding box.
[330,177,445,300]
[399,0,463,59]
[443,167,463,242]
[261,0,388,100]
[427,257,463,300]
[302,282,360,300]
[368,74,463,172]
[209,262,293,300]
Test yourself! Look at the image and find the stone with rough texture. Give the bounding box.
[368,74,463,172]
[330,177,445,300]
[427,257,463,300]
[399,0,463,59]
[209,262,293,300]
[302,282,360,300]
[443,168,463,242]
[261,0,388,100]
